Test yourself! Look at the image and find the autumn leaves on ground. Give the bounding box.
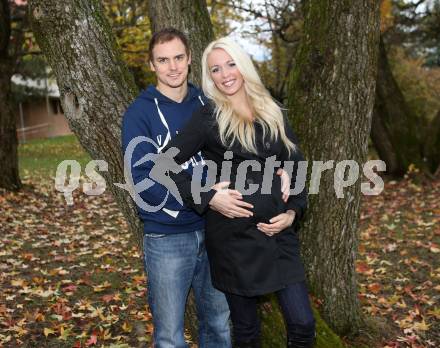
[0,136,439,348]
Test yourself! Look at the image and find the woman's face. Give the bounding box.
[207,48,244,97]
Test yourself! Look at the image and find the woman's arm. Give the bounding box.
[154,105,253,217]
[155,105,215,215]
[164,105,210,165]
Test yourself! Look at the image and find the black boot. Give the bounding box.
[234,337,262,348]
[287,330,316,348]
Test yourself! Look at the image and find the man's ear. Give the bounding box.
[149,60,156,72]
[188,52,192,66]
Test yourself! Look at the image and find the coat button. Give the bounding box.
[265,142,270,149]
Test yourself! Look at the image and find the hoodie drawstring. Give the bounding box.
[154,98,172,153]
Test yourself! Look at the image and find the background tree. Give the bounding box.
[221,0,440,177]
[288,0,381,335]
[239,0,303,101]
[0,0,26,191]
[102,0,154,89]
[371,0,440,176]
[213,0,304,101]
[389,0,440,65]
[207,0,241,37]
[147,0,214,86]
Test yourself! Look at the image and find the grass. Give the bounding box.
[18,135,91,179]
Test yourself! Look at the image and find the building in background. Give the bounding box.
[12,75,72,143]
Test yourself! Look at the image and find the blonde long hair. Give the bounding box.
[201,37,295,155]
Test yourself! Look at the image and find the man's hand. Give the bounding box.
[209,182,253,219]
[257,210,296,236]
[277,168,290,203]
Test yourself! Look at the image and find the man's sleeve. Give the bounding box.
[121,106,184,211]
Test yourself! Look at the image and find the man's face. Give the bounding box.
[150,38,191,90]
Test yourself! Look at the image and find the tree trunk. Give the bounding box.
[371,105,401,175]
[29,0,142,243]
[287,0,381,336]
[0,59,21,191]
[424,110,440,174]
[371,35,427,176]
[0,0,21,191]
[147,0,214,86]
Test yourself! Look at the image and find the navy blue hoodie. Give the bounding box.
[121,83,208,235]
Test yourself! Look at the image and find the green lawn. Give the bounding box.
[18,135,91,178]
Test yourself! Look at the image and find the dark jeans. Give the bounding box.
[224,281,316,347]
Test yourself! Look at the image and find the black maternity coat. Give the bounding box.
[161,103,308,297]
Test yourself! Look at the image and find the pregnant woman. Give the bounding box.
[155,37,316,348]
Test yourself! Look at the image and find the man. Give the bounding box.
[122,28,231,348]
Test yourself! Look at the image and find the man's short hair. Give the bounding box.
[148,28,190,61]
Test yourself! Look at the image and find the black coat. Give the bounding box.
[161,104,307,296]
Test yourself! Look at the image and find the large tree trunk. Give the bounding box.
[29,0,142,244]
[147,0,214,86]
[371,35,427,176]
[287,0,381,335]
[0,0,21,191]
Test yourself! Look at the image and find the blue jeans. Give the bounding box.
[143,229,231,348]
[224,281,316,346]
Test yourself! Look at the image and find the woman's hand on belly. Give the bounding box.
[209,181,254,219]
[256,210,296,237]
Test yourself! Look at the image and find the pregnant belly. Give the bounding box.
[233,171,285,224]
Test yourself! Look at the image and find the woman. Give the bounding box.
[157,37,316,348]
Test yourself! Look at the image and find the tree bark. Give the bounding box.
[371,35,426,176]
[424,110,440,174]
[287,0,381,335]
[147,0,214,86]
[0,0,21,191]
[29,0,142,241]
[371,105,401,175]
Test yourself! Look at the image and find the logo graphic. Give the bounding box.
[54,135,387,207]
[115,136,183,212]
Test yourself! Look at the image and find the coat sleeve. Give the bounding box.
[159,105,217,215]
[280,113,308,224]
